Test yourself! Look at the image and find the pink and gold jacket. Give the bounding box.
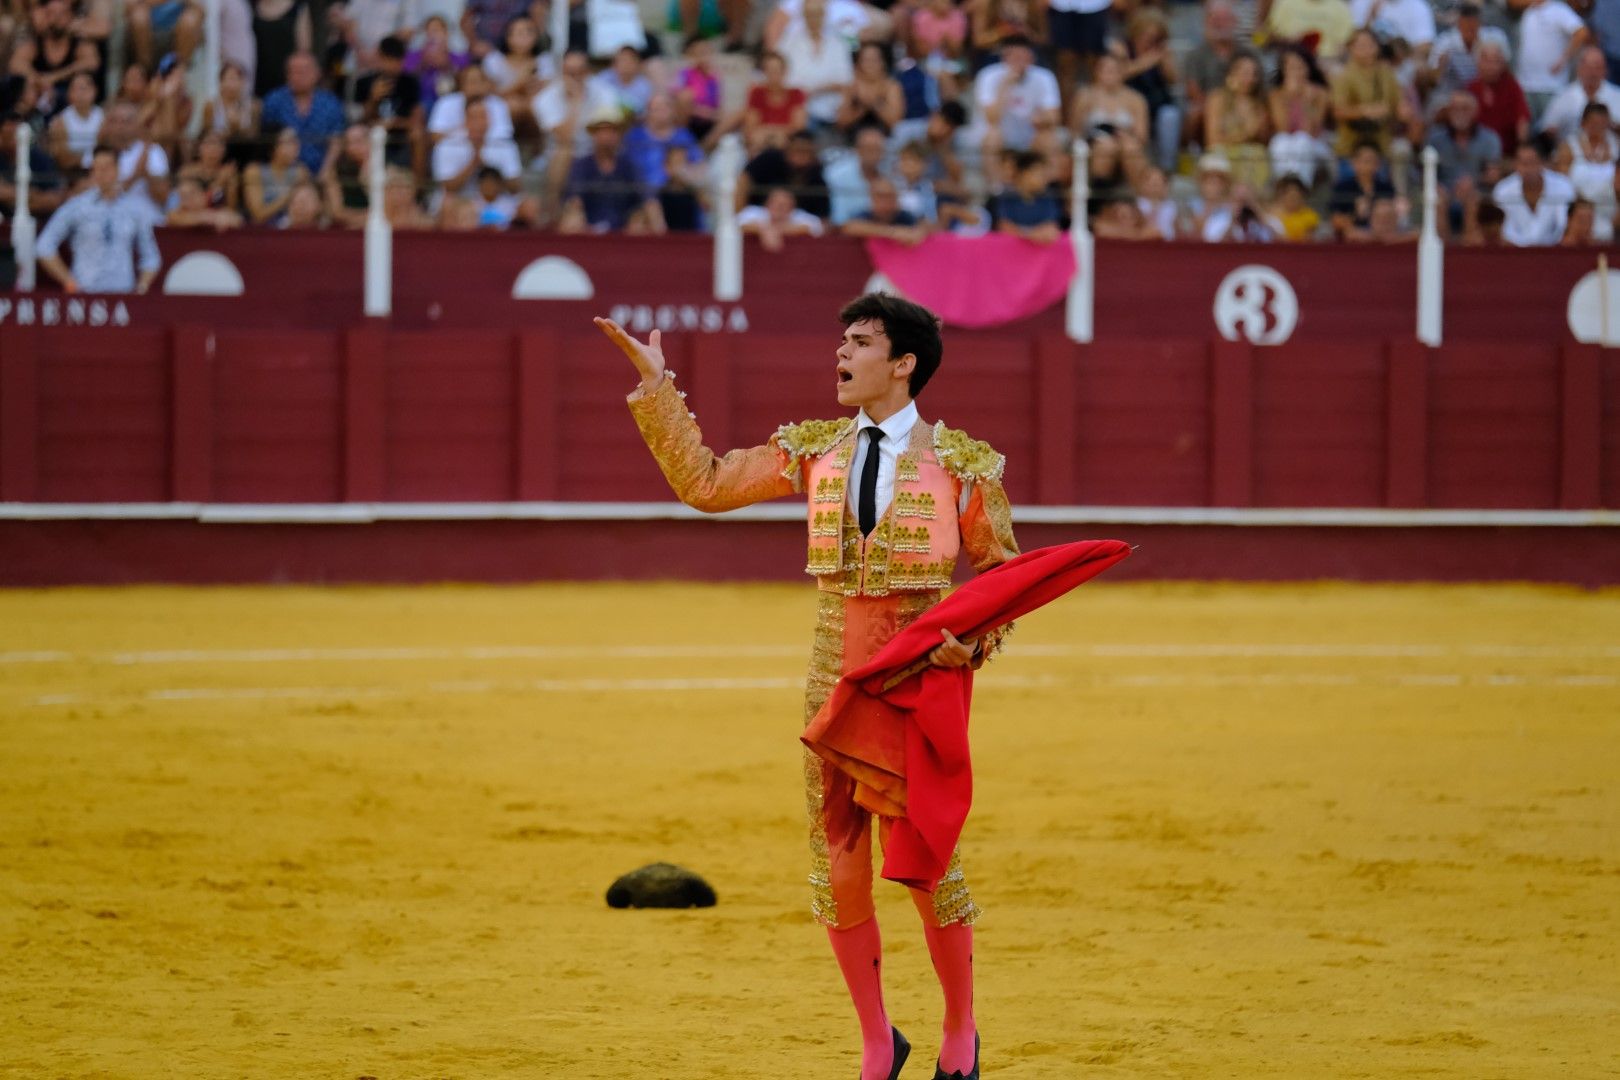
[627,372,1020,602]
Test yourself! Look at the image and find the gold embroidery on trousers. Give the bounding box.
[804,592,846,926]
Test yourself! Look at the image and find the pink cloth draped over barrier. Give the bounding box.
[864,233,1077,328]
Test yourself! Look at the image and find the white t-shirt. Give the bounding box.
[431,135,522,192]
[779,24,855,124]
[1349,0,1435,46]
[427,91,515,141]
[737,204,825,234]
[118,141,169,217]
[1538,80,1620,138]
[482,50,557,92]
[773,0,871,43]
[1516,0,1587,94]
[973,62,1062,150]
[1493,170,1576,244]
[532,79,617,155]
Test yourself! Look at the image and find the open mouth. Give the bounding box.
[838,369,853,384]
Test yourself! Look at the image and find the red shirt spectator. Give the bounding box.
[1467,43,1531,156]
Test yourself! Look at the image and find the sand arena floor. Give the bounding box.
[1,581,1617,1079]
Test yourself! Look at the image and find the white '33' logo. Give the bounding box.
[1213,265,1299,345]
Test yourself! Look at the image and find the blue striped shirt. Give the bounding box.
[36,188,162,293]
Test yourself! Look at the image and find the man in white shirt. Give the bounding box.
[431,96,522,200]
[737,186,825,250]
[103,103,168,226]
[1493,142,1576,244]
[1047,0,1112,104]
[427,64,515,148]
[972,36,1062,156]
[780,0,856,126]
[1351,0,1435,59]
[534,49,618,159]
[1515,0,1592,114]
[1538,46,1620,138]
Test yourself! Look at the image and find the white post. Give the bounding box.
[712,132,743,302]
[12,124,36,292]
[363,125,391,317]
[1065,139,1093,344]
[550,0,570,64]
[202,0,221,111]
[1417,145,1443,347]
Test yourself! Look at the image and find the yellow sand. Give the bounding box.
[2,581,1617,1079]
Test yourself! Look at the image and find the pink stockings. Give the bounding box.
[826,917,896,1080]
[921,918,976,1075]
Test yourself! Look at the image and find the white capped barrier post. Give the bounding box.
[202,0,221,113]
[363,125,391,317]
[1417,145,1443,346]
[1065,139,1093,343]
[712,132,743,302]
[12,124,35,292]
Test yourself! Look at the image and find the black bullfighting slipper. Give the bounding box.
[885,1026,912,1080]
[931,1032,979,1080]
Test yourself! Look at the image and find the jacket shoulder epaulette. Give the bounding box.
[774,418,855,461]
[931,422,1006,484]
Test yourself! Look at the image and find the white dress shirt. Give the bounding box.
[1493,170,1576,246]
[847,400,920,522]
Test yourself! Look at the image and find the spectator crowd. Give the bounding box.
[0,0,1616,252]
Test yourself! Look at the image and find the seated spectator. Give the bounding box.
[767,0,886,49]
[356,34,424,169]
[167,174,244,229]
[1462,198,1507,245]
[382,165,434,228]
[482,14,553,132]
[1266,0,1355,64]
[739,185,824,249]
[433,96,522,201]
[100,102,169,225]
[1182,1,1260,151]
[428,64,515,156]
[1072,52,1149,189]
[244,126,309,225]
[1468,41,1529,157]
[891,49,947,149]
[558,107,665,233]
[1268,48,1329,185]
[842,176,928,243]
[198,60,261,160]
[745,52,809,152]
[1205,52,1269,188]
[404,15,469,117]
[1560,197,1604,245]
[1538,46,1620,142]
[974,35,1062,156]
[893,140,938,223]
[281,179,326,228]
[126,0,203,74]
[1493,142,1576,245]
[36,144,158,294]
[9,0,95,115]
[1093,196,1161,239]
[912,0,968,77]
[262,51,345,174]
[329,0,410,70]
[966,0,1047,54]
[1270,174,1321,240]
[1428,90,1502,192]
[743,127,830,217]
[824,122,892,224]
[1330,140,1396,239]
[1427,2,1510,109]
[321,122,373,227]
[675,36,722,141]
[624,92,704,190]
[991,149,1061,243]
[536,48,617,163]
[780,0,854,129]
[47,70,102,173]
[836,42,904,138]
[455,165,528,229]
[1349,0,1435,63]
[1332,29,1404,161]
[1515,0,1590,119]
[1188,151,1232,235]
[921,100,968,195]
[1557,102,1619,241]
[181,129,241,211]
[659,144,706,232]
[1120,9,1181,174]
[1359,196,1413,243]
[144,53,195,160]
[592,44,655,120]
[1134,165,1177,238]
[1203,182,1281,242]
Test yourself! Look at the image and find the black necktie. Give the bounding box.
[858,427,884,536]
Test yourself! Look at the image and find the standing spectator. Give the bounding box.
[743,126,830,217]
[1515,0,1591,118]
[973,35,1062,155]
[198,60,261,154]
[738,185,824,249]
[1270,174,1322,239]
[355,34,423,167]
[251,0,312,99]
[1121,10,1180,174]
[592,44,654,120]
[262,51,344,173]
[126,0,203,74]
[1349,0,1435,62]
[558,107,664,232]
[674,36,721,141]
[780,0,854,129]
[1046,0,1111,106]
[1329,140,1396,238]
[243,125,309,224]
[990,149,1061,242]
[1493,141,1574,244]
[1072,52,1149,188]
[1205,53,1270,187]
[1268,47,1330,184]
[1555,101,1618,240]
[46,69,100,171]
[1428,89,1502,189]
[101,101,168,223]
[745,51,808,151]
[37,144,160,294]
[1183,1,1260,152]
[1538,46,1620,140]
[404,15,470,116]
[624,92,703,189]
[842,175,927,241]
[1266,0,1356,63]
[432,95,521,198]
[1427,2,1509,108]
[836,41,903,136]
[824,121,890,223]
[1469,40,1531,156]
[1331,29,1404,159]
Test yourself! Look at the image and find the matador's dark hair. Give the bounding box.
[838,293,943,398]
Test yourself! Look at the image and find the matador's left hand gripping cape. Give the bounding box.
[802,539,1133,891]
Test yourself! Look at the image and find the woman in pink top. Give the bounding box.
[676,36,722,140]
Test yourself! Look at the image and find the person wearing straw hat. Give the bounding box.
[557,105,665,233]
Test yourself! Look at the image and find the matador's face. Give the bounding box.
[836,318,914,411]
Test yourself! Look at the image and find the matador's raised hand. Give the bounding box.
[594,317,665,388]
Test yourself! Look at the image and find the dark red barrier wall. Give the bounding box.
[1,325,1613,510]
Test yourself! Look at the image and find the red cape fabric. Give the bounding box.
[801,540,1132,890]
